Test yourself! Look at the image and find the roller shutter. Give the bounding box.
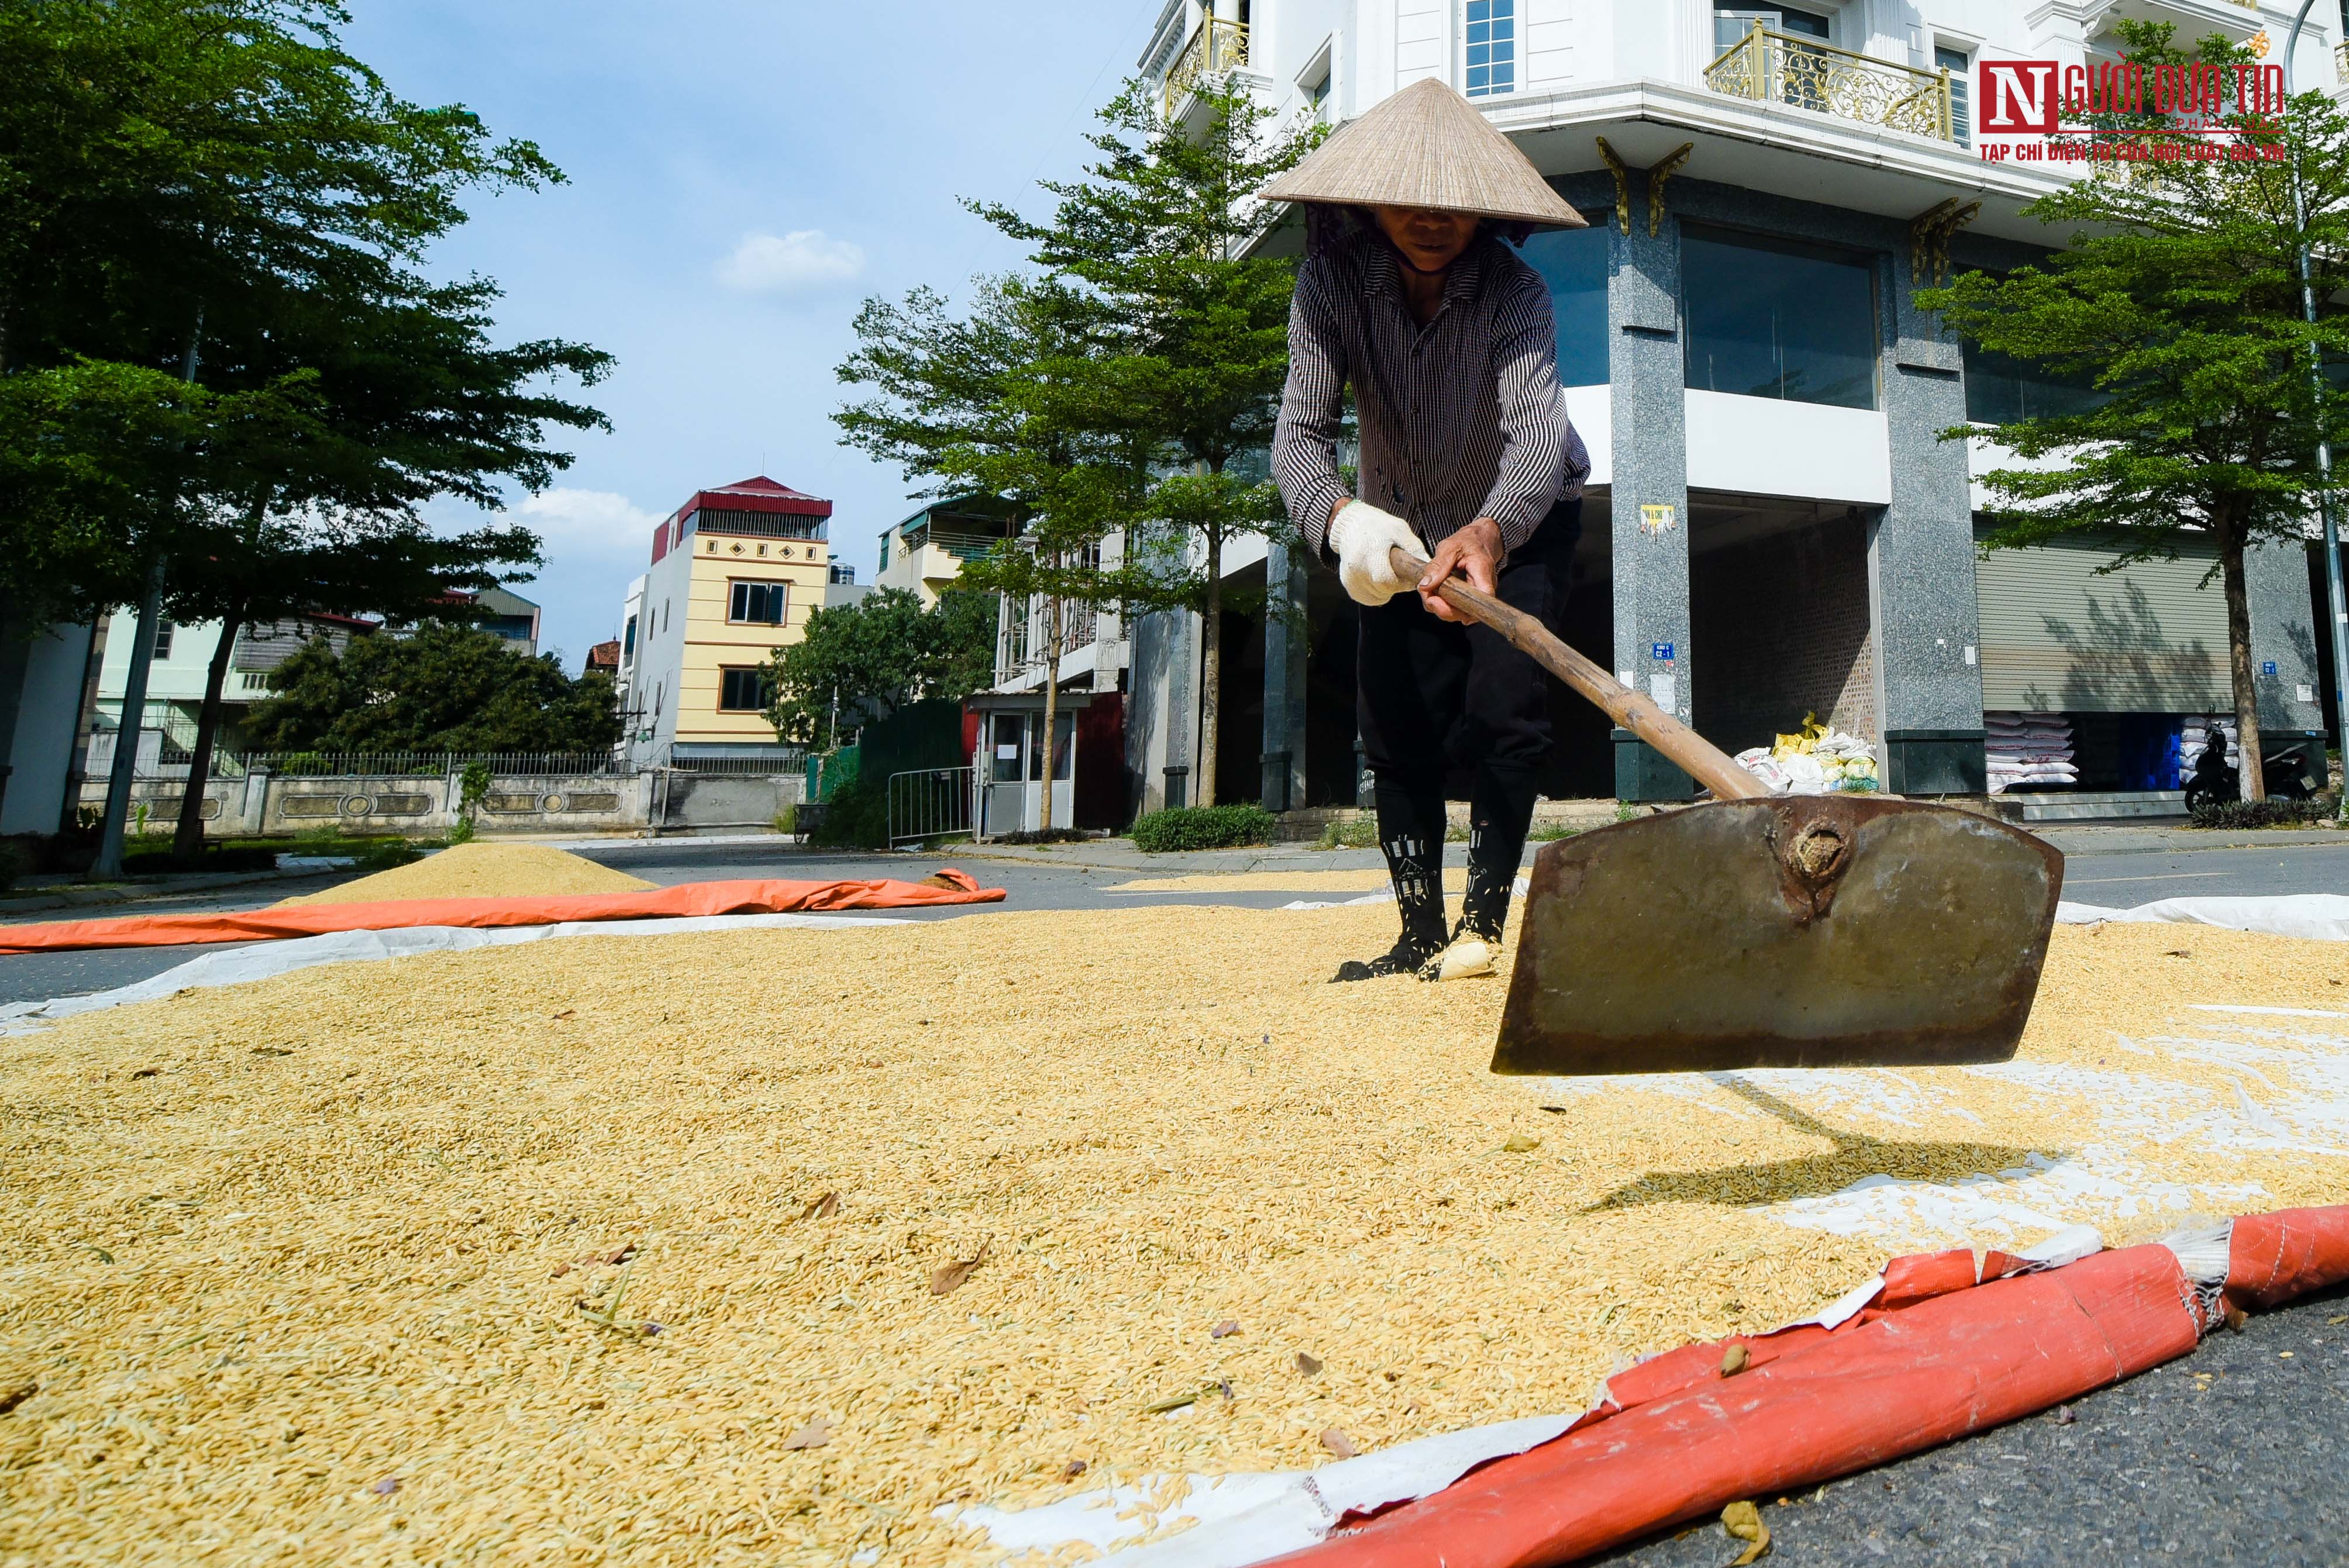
[1973,531,2230,712]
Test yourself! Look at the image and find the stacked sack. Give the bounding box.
[1984,711,2076,794]
[1734,712,1880,795]
[2179,713,2240,775]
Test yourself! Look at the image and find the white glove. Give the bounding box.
[1329,501,1427,607]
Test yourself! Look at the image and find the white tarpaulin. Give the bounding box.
[0,913,908,1035]
[948,1412,1577,1566]
[2055,894,2349,943]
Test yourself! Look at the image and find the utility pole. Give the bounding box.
[2287,0,2349,815]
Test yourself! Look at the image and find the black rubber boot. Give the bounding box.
[1331,778,1449,983]
[1457,767,1539,946]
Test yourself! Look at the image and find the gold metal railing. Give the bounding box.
[1163,15,1249,117]
[1704,22,1956,143]
[2337,37,2348,85]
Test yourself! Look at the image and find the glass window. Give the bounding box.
[1961,339,2107,424]
[622,615,636,657]
[150,622,174,661]
[1519,223,1609,387]
[1682,223,1878,409]
[990,714,1025,783]
[718,667,771,712]
[1937,44,1972,145]
[1465,0,1515,98]
[729,580,787,625]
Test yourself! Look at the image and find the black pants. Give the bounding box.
[1356,498,1580,785]
[1355,498,1580,946]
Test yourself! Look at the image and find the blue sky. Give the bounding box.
[342,2,1160,666]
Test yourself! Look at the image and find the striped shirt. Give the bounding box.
[1273,230,1589,562]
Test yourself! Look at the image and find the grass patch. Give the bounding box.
[2188,794,2343,830]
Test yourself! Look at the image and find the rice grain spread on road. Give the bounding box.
[277,843,655,907]
[4,907,2347,1564]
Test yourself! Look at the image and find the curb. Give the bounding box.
[1245,1205,2349,1568]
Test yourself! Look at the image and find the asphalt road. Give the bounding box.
[1596,1279,2349,1567]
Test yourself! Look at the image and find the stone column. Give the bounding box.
[1259,538,1310,813]
[2247,537,2326,749]
[1875,244,1988,794]
[1608,169,1695,801]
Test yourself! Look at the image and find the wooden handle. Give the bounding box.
[1389,546,1765,801]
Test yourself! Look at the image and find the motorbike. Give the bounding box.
[2182,736,2322,813]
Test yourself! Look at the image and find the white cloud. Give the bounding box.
[714,229,866,294]
[512,487,665,559]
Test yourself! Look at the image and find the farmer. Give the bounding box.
[1264,77,1593,984]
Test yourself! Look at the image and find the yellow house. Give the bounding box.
[626,475,831,764]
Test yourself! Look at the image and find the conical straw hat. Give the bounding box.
[1259,77,1587,228]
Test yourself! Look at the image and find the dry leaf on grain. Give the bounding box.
[802,1191,841,1221]
[1321,1428,1358,1459]
[1502,1133,1541,1153]
[1296,1352,1323,1376]
[931,1241,989,1296]
[782,1419,832,1451]
[1211,1320,1241,1339]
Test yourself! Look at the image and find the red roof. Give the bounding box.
[677,474,832,522]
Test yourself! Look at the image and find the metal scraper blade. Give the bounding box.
[1492,796,2064,1076]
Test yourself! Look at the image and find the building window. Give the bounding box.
[622,615,636,659]
[879,534,891,571]
[1937,44,1972,144]
[1961,340,2107,425]
[1465,0,1515,97]
[1682,223,1878,411]
[1520,223,1608,387]
[718,667,773,712]
[729,580,788,625]
[150,622,175,661]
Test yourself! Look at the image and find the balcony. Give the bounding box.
[1704,22,1956,145]
[1163,15,1249,118]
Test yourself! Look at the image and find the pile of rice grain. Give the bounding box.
[279,842,653,905]
[4,908,2347,1565]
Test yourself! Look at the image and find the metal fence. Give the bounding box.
[887,766,974,847]
[664,750,808,776]
[239,750,634,777]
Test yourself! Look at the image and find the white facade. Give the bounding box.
[1124,0,2343,814]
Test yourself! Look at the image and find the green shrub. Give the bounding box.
[1314,816,1378,850]
[994,826,1089,846]
[1130,804,1276,854]
[774,802,797,836]
[810,775,888,849]
[444,814,476,846]
[2189,794,2340,830]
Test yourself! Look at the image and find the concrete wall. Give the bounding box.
[1,621,93,838]
[87,768,802,839]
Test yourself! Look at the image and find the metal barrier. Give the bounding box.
[887,766,974,847]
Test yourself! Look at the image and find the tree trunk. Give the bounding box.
[93,306,203,877]
[175,604,244,861]
[1198,532,1222,809]
[2220,531,2267,804]
[91,556,168,878]
[1041,593,1060,832]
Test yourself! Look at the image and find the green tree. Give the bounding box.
[0,0,602,869]
[967,82,1315,805]
[760,588,997,746]
[1922,22,2349,800]
[244,622,621,753]
[837,272,1148,826]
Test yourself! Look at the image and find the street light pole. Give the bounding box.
[2287,0,2349,814]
